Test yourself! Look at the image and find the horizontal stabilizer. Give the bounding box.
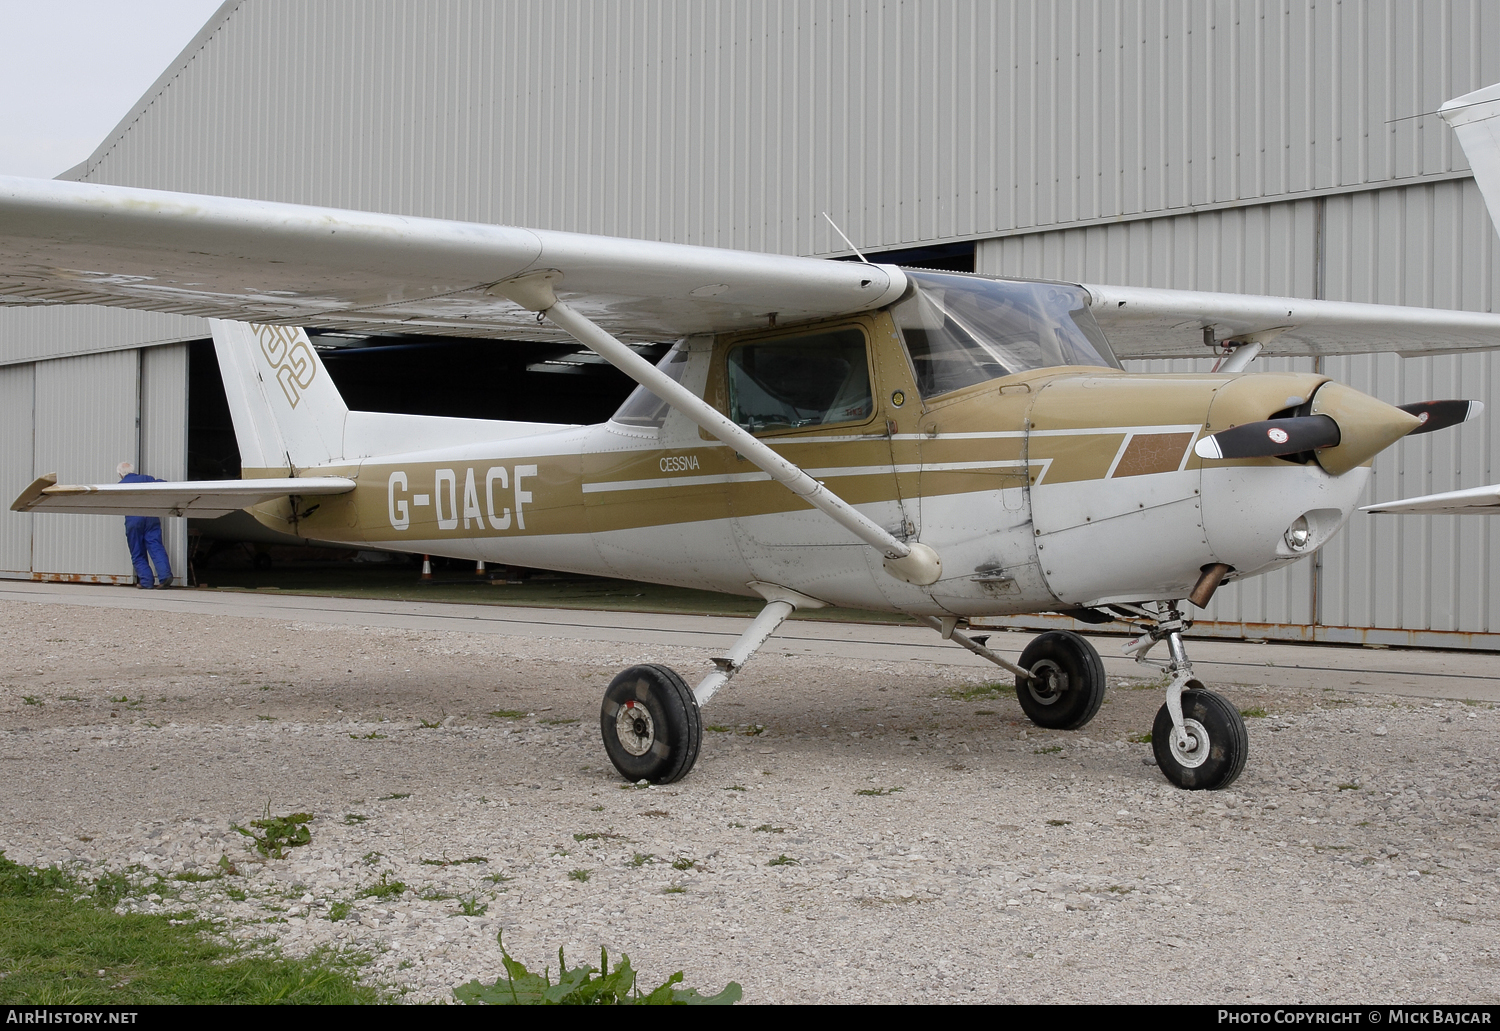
[10,473,356,518]
[1362,484,1500,516]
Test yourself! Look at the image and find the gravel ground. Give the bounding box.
[1,596,1497,1004]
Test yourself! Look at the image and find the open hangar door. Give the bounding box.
[187,332,667,567]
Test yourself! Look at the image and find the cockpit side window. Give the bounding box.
[611,342,691,428]
[726,328,873,434]
[894,270,1121,398]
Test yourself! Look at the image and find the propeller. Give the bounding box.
[1193,415,1340,460]
[1396,399,1484,435]
[1195,399,1484,461]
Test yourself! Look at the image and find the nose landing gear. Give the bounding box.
[1125,603,1248,790]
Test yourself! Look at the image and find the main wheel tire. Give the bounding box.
[1014,630,1107,730]
[600,664,702,784]
[1151,688,1249,790]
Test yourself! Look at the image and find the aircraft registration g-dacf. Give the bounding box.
[3,176,1495,792]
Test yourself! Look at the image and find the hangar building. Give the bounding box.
[3,0,1499,649]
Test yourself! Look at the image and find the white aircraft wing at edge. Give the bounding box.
[1362,484,1500,516]
[3,174,1500,359]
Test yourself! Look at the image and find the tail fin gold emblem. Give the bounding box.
[253,324,317,408]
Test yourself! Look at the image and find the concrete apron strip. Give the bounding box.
[4,581,1499,703]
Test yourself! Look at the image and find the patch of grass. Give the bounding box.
[568,869,591,883]
[767,855,799,867]
[0,853,379,1004]
[1240,706,1269,718]
[855,787,903,796]
[327,900,352,922]
[753,825,784,834]
[360,851,384,866]
[628,853,653,868]
[483,872,513,885]
[740,725,766,736]
[256,714,276,721]
[1337,783,1360,791]
[454,936,728,1006]
[488,710,528,719]
[458,895,489,917]
[671,858,696,871]
[1033,745,1063,754]
[417,717,443,729]
[357,874,406,900]
[1046,819,1072,827]
[662,885,687,895]
[975,709,997,716]
[724,785,747,792]
[573,832,622,842]
[343,814,368,825]
[705,725,732,733]
[231,808,312,860]
[420,855,488,867]
[170,871,220,883]
[952,682,1015,701]
[21,695,41,706]
[419,887,458,902]
[224,887,248,902]
[1127,732,1152,744]
[349,731,386,740]
[378,793,410,801]
[728,822,744,829]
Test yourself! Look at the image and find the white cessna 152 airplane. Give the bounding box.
[4,99,1498,791]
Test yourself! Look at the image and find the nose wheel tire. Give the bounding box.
[1151,688,1248,790]
[1013,630,1107,730]
[600,664,702,784]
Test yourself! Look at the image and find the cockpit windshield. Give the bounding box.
[893,270,1120,398]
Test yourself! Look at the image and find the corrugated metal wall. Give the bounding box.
[1,346,188,585]
[0,363,35,575]
[0,307,206,368]
[71,0,1500,251]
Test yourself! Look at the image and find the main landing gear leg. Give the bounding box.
[599,587,809,785]
[1126,603,1248,791]
[919,617,1107,731]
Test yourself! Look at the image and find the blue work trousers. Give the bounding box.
[125,518,171,588]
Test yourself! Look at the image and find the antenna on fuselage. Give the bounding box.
[821,211,869,263]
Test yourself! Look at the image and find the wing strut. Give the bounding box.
[496,272,942,586]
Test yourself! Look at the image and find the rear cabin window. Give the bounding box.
[726,328,873,434]
[611,342,691,428]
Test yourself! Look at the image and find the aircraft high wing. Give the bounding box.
[4,169,1497,793]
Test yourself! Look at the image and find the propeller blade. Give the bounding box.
[1194,415,1341,460]
[1396,399,1485,435]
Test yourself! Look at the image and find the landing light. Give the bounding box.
[1284,516,1312,552]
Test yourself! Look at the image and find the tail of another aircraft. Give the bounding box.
[210,320,348,472]
[1441,84,1500,233]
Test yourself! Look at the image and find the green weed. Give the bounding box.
[343,814,368,825]
[349,731,386,740]
[1046,819,1071,827]
[420,855,487,867]
[358,874,406,900]
[378,793,410,801]
[1127,732,1152,744]
[952,682,1015,700]
[1034,745,1063,754]
[671,858,696,871]
[767,855,799,867]
[705,725,731,733]
[628,853,653,867]
[752,825,784,834]
[855,787,903,796]
[231,807,312,860]
[453,935,740,1005]
[568,869,591,883]
[458,895,489,917]
[488,710,528,719]
[21,696,41,706]
[1240,706,1269,718]
[740,725,766,736]
[724,785,747,792]
[573,832,622,842]
[418,717,443,729]
[170,871,220,883]
[662,885,686,894]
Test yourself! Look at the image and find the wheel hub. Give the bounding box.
[616,699,655,756]
[1168,717,1210,769]
[1025,659,1068,706]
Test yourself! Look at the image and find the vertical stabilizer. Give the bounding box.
[209,320,348,471]
[1441,84,1500,230]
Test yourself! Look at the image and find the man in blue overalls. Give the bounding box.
[117,461,172,589]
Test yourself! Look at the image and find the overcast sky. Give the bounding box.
[0,0,225,179]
